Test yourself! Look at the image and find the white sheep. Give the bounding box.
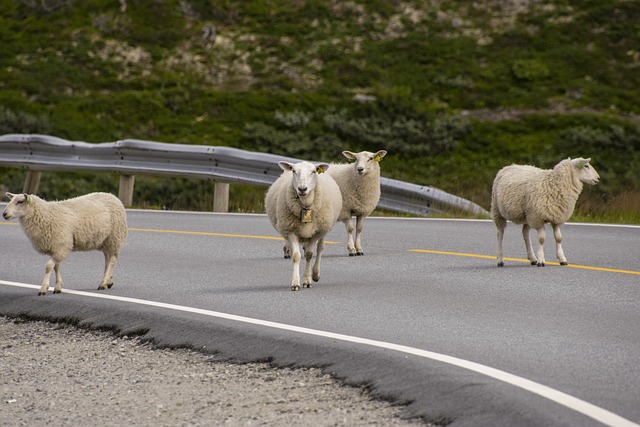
[3,192,128,295]
[265,161,342,291]
[327,150,387,256]
[490,157,600,267]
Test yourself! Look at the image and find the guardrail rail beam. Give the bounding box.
[0,134,489,217]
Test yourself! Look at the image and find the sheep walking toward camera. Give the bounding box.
[327,150,387,256]
[265,161,342,291]
[3,192,128,295]
[490,157,600,267]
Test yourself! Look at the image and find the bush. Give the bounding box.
[20,0,74,13]
[241,107,471,161]
[0,105,51,134]
[511,59,550,81]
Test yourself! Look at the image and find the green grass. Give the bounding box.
[0,1,639,223]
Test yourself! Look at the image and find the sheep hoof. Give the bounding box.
[537,262,545,267]
[291,284,300,291]
[37,291,46,296]
[560,262,568,266]
[349,253,356,257]
[53,289,62,294]
[497,262,504,267]
[356,251,364,256]
[107,283,114,289]
[530,261,537,265]
[303,283,312,288]
[284,255,291,260]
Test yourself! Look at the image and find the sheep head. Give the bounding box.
[278,161,330,198]
[571,158,600,186]
[342,150,387,176]
[3,192,31,220]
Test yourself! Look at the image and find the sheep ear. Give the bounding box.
[572,158,586,169]
[278,161,294,172]
[374,150,387,162]
[316,163,329,174]
[373,150,387,162]
[342,151,357,160]
[5,192,15,200]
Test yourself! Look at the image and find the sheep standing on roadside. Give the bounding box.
[490,157,600,267]
[3,192,128,295]
[265,161,342,291]
[327,150,387,256]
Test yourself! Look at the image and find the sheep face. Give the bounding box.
[342,150,387,176]
[571,158,600,186]
[3,193,30,220]
[278,161,330,198]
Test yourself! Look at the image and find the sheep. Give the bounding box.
[326,150,387,256]
[3,192,128,295]
[490,157,600,267]
[265,161,342,291]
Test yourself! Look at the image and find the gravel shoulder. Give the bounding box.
[1,316,427,426]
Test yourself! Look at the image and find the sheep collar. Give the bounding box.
[300,207,313,223]
[294,193,314,223]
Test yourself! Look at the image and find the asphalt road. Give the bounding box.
[1,209,639,427]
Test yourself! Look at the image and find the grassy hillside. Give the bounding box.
[1,0,639,222]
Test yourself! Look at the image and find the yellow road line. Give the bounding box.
[5,222,634,273]
[409,249,640,276]
[128,227,339,244]
[129,227,281,241]
[3,222,339,244]
[5,222,292,241]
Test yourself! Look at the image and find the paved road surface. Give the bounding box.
[1,209,639,426]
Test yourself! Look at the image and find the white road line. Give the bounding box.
[1,280,638,427]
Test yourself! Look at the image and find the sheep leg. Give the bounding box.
[522,224,538,265]
[495,217,506,267]
[283,242,291,259]
[535,226,546,267]
[552,223,568,265]
[312,238,324,283]
[98,252,117,290]
[39,258,57,295]
[344,218,357,256]
[302,240,316,288]
[288,235,301,291]
[354,216,365,256]
[53,263,64,294]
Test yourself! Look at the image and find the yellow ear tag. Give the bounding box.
[317,166,324,174]
[26,196,31,205]
[375,155,381,162]
[578,161,584,169]
[301,208,313,223]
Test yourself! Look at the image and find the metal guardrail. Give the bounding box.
[0,134,489,216]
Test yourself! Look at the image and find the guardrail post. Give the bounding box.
[118,174,135,207]
[22,170,41,194]
[213,182,229,212]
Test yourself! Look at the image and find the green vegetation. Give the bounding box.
[1,0,639,222]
